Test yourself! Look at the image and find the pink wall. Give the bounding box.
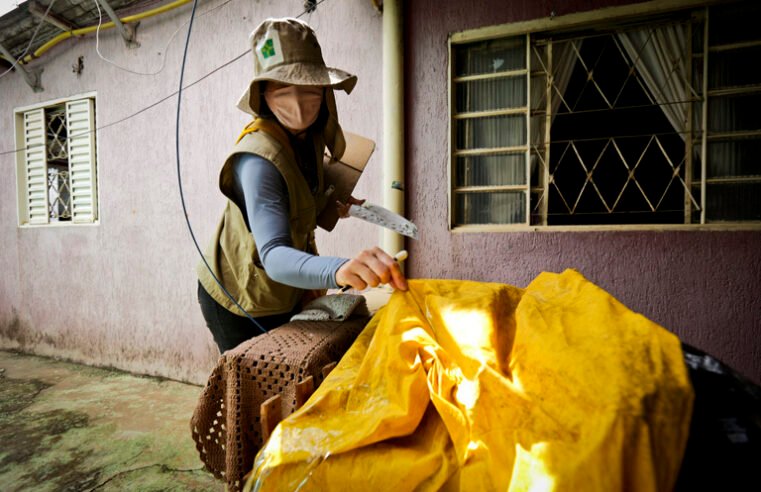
[405,0,761,383]
[0,0,384,384]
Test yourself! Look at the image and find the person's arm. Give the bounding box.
[233,153,408,292]
[232,153,347,289]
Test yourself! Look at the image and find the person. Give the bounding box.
[197,18,407,353]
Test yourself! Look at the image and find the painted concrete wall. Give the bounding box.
[0,0,384,384]
[405,0,761,384]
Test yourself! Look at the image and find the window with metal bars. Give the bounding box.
[15,95,98,226]
[46,105,72,221]
[449,0,761,228]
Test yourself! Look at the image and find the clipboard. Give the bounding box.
[317,132,376,231]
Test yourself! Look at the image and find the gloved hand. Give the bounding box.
[336,195,365,219]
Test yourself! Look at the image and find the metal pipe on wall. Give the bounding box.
[382,0,405,256]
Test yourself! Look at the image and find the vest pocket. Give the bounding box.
[244,260,302,315]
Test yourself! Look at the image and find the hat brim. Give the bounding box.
[237,62,357,116]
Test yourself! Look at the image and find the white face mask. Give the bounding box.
[263,84,324,133]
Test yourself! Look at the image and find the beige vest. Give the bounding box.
[197,119,330,317]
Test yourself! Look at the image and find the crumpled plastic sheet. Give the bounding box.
[245,270,694,491]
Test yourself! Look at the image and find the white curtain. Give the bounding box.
[530,39,579,147]
[617,23,690,139]
[456,37,528,224]
[458,38,583,223]
[551,40,580,117]
[529,39,579,218]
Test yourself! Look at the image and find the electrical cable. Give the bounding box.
[0,0,58,79]
[0,0,325,156]
[175,0,268,333]
[0,49,248,157]
[2,0,333,332]
[0,0,328,157]
[92,0,236,77]
[176,0,331,333]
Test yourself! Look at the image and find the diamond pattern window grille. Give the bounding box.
[48,168,72,220]
[46,106,68,161]
[45,105,72,221]
[533,30,698,225]
[450,0,761,227]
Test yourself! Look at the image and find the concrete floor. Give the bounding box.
[0,350,222,491]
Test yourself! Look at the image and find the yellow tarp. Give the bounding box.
[246,270,693,491]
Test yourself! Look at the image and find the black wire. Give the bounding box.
[0,49,250,157]
[1,0,329,157]
[4,0,331,332]
[176,0,267,333]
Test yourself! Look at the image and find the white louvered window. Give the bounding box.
[15,95,98,226]
[449,0,761,229]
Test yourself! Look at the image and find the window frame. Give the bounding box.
[448,0,761,232]
[14,92,99,228]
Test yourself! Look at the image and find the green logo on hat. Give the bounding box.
[261,39,276,59]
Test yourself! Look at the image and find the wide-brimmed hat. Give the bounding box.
[236,18,358,158]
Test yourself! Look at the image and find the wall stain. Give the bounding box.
[0,313,26,346]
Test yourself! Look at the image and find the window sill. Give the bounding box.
[450,222,761,233]
[18,221,100,229]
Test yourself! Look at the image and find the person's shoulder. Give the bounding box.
[233,152,276,172]
[232,153,285,188]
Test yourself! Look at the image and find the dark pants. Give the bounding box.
[197,281,297,353]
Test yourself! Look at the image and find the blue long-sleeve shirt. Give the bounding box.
[231,152,347,289]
